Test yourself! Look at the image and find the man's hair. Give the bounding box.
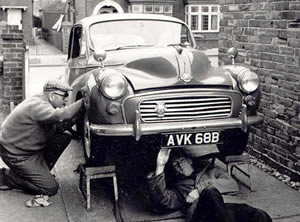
[169,149,189,163]
[165,149,192,181]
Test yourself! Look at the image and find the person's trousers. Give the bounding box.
[188,187,272,222]
[0,133,72,196]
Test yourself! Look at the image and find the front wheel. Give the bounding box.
[77,114,107,166]
[86,133,107,166]
[217,129,249,157]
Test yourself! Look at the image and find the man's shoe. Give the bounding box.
[0,184,11,190]
[0,168,11,190]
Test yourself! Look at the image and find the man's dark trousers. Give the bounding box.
[189,187,272,222]
[0,133,71,196]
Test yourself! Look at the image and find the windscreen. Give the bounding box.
[89,20,194,50]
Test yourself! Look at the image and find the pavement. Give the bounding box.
[25,38,67,98]
[0,39,300,222]
[1,140,300,222]
[28,38,63,55]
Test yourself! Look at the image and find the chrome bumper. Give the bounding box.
[90,105,263,141]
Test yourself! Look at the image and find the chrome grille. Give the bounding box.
[139,96,231,122]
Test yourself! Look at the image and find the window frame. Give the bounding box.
[154,5,163,14]
[130,3,173,16]
[68,25,87,60]
[185,4,220,33]
[144,5,153,13]
[7,9,23,30]
[131,4,143,13]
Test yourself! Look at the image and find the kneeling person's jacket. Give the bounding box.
[0,94,83,155]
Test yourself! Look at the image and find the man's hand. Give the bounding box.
[186,189,199,203]
[155,149,171,176]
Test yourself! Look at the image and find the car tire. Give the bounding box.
[76,114,107,166]
[86,133,107,167]
[217,129,249,157]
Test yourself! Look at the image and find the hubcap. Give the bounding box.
[83,114,91,158]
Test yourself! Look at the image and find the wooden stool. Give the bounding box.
[79,164,118,210]
[223,154,252,190]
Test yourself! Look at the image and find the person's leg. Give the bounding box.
[226,203,272,222]
[43,132,72,170]
[1,149,58,196]
[188,187,234,222]
[0,168,11,190]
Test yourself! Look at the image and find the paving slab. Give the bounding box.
[56,141,300,222]
[28,39,63,55]
[1,140,300,222]
[245,165,300,221]
[0,189,68,222]
[0,158,68,222]
[55,140,116,222]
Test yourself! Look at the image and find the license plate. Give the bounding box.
[161,131,221,148]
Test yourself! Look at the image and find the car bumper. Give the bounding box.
[90,105,263,141]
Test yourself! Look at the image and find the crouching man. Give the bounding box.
[147,149,272,222]
[0,80,84,199]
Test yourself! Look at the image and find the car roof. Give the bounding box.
[76,13,186,27]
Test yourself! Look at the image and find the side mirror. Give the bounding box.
[93,49,107,66]
[227,47,238,65]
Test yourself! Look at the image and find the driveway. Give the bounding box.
[1,139,300,222]
[25,39,67,98]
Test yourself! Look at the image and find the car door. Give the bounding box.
[67,25,88,84]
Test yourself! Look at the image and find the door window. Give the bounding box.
[69,26,82,59]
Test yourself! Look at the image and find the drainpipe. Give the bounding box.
[85,0,87,17]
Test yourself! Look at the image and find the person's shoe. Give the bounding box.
[0,168,11,190]
[25,195,52,208]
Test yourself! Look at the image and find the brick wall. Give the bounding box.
[0,24,25,122]
[219,0,300,180]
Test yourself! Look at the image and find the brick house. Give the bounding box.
[219,0,300,180]
[0,0,33,44]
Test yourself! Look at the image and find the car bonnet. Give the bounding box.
[102,47,233,91]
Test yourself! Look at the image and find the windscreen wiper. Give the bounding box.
[106,44,154,51]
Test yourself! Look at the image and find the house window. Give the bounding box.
[186,5,219,32]
[130,4,173,16]
[164,5,173,15]
[144,5,153,13]
[154,5,163,13]
[7,9,22,30]
[132,4,143,13]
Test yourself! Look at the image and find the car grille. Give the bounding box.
[139,96,232,122]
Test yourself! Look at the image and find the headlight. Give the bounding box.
[100,74,127,99]
[237,69,259,93]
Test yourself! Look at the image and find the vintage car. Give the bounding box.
[63,13,263,165]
